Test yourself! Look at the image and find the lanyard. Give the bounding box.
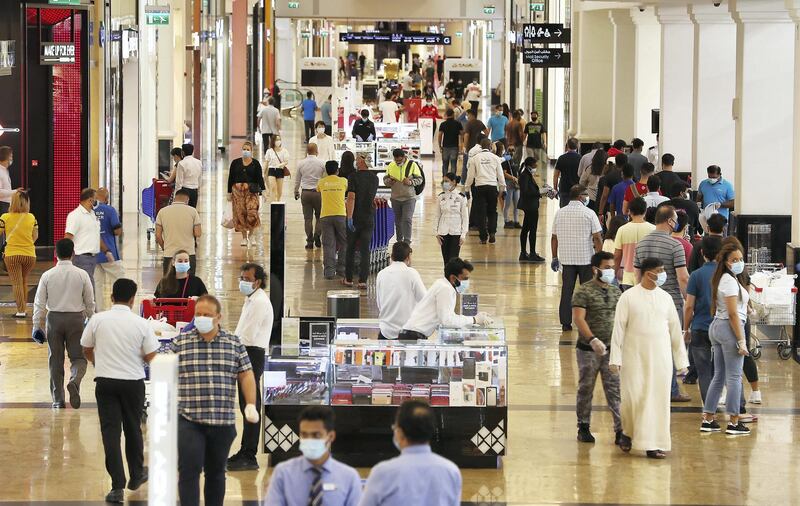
[181,276,190,298]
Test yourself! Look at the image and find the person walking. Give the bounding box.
[622,162,656,216]
[265,135,290,202]
[154,251,208,299]
[502,144,521,229]
[171,295,259,506]
[627,138,648,181]
[579,150,606,212]
[155,189,201,275]
[466,78,482,114]
[434,172,469,266]
[384,148,423,244]
[487,105,508,148]
[32,238,95,409]
[65,188,113,290]
[376,242,427,340]
[321,95,333,135]
[613,197,655,290]
[318,161,348,279]
[309,120,336,162]
[0,190,37,317]
[227,263,274,471]
[465,138,506,244]
[697,165,735,224]
[344,156,379,288]
[80,278,158,503]
[607,163,635,218]
[553,138,581,208]
[301,91,318,142]
[518,157,544,263]
[227,141,265,247]
[437,108,463,177]
[461,108,488,183]
[295,143,326,250]
[257,97,281,153]
[505,110,525,169]
[524,111,548,172]
[551,185,603,331]
[173,144,202,208]
[93,188,126,310]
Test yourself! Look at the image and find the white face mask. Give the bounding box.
[442,182,453,192]
[299,438,328,461]
[242,150,252,159]
[316,127,325,135]
[655,272,667,287]
[599,269,615,284]
[275,141,282,148]
[194,316,215,334]
[455,278,470,294]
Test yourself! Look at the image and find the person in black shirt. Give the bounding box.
[553,138,582,208]
[155,250,208,298]
[344,155,379,288]
[437,109,463,178]
[664,181,701,244]
[524,111,547,170]
[597,157,623,225]
[657,153,682,198]
[338,150,356,181]
[352,109,376,141]
[518,157,544,263]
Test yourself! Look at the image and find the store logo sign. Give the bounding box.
[40,42,75,65]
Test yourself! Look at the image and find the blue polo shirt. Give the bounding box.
[487,114,509,142]
[609,179,634,216]
[687,261,716,332]
[698,178,734,219]
[94,203,121,263]
[301,99,318,121]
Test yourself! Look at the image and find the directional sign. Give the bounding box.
[522,23,571,44]
[145,5,170,26]
[522,47,571,67]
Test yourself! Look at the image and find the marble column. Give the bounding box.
[631,7,661,150]
[571,8,613,142]
[609,9,635,141]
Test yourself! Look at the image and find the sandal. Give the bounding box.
[342,279,354,287]
[357,282,368,290]
[646,450,666,459]
[617,434,632,453]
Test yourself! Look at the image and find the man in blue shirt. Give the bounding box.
[360,401,461,506]
[265,406,361,506]
[301,91,318,142]
[486,105,508,147]
[93,188,125,310]
[608,163,635,217]
[697,165,735,220]
[321,94,333,135]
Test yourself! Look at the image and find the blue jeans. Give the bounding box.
[441,147,459,177]
[703,318,745,416]
[503,186,519,223]
[692,329,747,412]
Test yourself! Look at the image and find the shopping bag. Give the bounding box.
[221,202,235,229]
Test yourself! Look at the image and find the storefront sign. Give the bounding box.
[145,5,170,26]
[522,47,571,67]
[522,23,571,44]
[40,42,75,65]
[339,32,451,46]
[483,6,496,14]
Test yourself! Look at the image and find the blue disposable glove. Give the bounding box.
[32,328,45,345]
[550,258,561,272]
[347,218,355,232]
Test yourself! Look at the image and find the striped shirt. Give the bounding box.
[633,230,687,310]
[171,328,252,426]
[552,201,603,265]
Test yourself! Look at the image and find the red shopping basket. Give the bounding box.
[141,298,196,327]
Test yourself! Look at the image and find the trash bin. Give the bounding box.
[327,290,360,318]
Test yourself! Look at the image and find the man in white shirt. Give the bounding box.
[466,79,482,114]
[643,176,670,209]
[308,121,336,162]
[175,143,202,208]
[258,97,281,154]
[81,278,159,504]
[228,262,274,472]
[0,146,15,214]
[65,188,113,290]
[379,96,400,124]
[465,138,506,244]
[400,258,491,338]
[294,144,327,249]
[376,243,426,340]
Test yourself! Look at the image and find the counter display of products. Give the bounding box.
[333,140,375,167]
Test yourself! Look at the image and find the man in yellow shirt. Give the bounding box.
[317,161,349,279]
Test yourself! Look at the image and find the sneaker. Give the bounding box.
[480,240,488,245]
[529,253,546,263]
[13,312,26,319]
[67,382,81,409]
[342,279,354,287]
[577,424,595,443]
[314,236,322,248]
[671,393,691,403]
[504,221,514,229]
[127,466,148,490]
[562,324,573,332]
[52,401,66,409]
[749,391,762,404]
[105,489,124,504]
[700,419,722,432]
[227,452,243,465]
[227,455,259,471]
[305,243,314,250]
[726,422,751,435]
[513,221,522,229]
[488,234,496,244]
[518,252,530,262]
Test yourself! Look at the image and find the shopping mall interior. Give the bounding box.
[1,0,800,504]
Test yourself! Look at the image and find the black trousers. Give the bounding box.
[520,207,539,254]
[95,378,145,490]
[162,254,196,277]
[345,223,374,283]
[560,264,593,326]
[261,133,273,153]
[184,188,199,208]
[304,120,315,141]
[440,235,461,266]
[237,346,265,458]
[472,185,499,241]
[178,417,237,506]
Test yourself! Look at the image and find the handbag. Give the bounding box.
[272,149,291,177]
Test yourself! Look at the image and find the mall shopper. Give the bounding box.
[506,109,525,168]
[553,138,582,208]
[384,148,422,244]
[321,94,333,135]
[462,108,488,182]
[295,143,326,250]
[613,197,654,290]
[228,263,274,471]
[597,155,625,221]
[579,149,606,212]
[437,108,463,177]
[518,157,544,263]
[265,135,290,202]
[572,251,624,446]
[524,111,547,171]
[172,295,259,506]
[577,142,601,184]
[0,146,14,215]
[33,238,95,409]
[168,147,184,182]
[360,400,461,506]
[155,189,201,274]
[318,161,348,279]
[65,188,111,289]
[665,181,700,238]
[227,141,265,247]
[154,250,208,299]
[265,406,362,506]
[643,176,670,209]
[376,242,426,340]
[339,150,356,181]
[465,138,506,244]
[258,96,281,151]
[400,258,492,338]
[487,105,508,147]
[344,155,379,288]
[700,242,752,436]
[697,164,735,222]
[657,154,681,198]
[628,138,648,181]
[352,108,376,142]
[688,214,727,272]
[607,163,635,218]
[80,278,158,504]
[671,211,693,264]
[167,143,202,208]
[551,185,603,331]
[501,144,521,229]
[93,188,125,311]
[622,162,656,216]
[301,91,318,141]
[309,120,336,162]
[466,78,481,114]
[379,92,400,124]
[434,172,469,265]
[609,257,689,459]
[0,190,37,317]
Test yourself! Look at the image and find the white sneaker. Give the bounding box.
[719,387,727,406]
[749,391,762,404]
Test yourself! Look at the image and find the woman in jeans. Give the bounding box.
[0,190,37,318]
[500,144,521,229]
[700,241,751,436]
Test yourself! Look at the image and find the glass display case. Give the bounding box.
[263,347,330,406]
[334,318,382,341]
[437,320,506,344]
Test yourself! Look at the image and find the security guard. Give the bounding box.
[434,172,469,266]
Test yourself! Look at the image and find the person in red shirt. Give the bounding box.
[622,162,660,216]
[419,95,441,141]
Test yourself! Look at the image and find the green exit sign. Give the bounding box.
[486,32,495,39]
[49,0,81,4]
[288,1,300,8]
[483,6,495,14]
[146,13,170,25]
[530,2,545,12]
[455,31,463,37]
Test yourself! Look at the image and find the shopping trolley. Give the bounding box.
[141,298,196,327]
[749,286,797,360]
[369,199,395,273]
[141,178,174,240]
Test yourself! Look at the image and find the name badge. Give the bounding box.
[323,483,337,491]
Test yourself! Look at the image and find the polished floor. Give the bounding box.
[1,116,798,505]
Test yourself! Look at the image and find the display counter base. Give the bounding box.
[264,405,506,469]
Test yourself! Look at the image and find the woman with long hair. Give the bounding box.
[265,135,290,202]
[338,150,356,181]
[1,190,38,317]
[227,141,266,247]
[700,241,751,436]
[580,149,607,212]
[155,250,208,299]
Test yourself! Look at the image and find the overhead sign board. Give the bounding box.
[145,5,170,25]
[339,32,451,46]
[40,42,75,65]
[522,23,571,44]
[49,0,82,4]
[522,47,571,67]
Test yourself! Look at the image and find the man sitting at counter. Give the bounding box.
[398,257,492,339]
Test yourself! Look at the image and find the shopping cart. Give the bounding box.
[141,298,196,327]
[369,199,395,273]
[141,178,174,240]
[749,286,797,360]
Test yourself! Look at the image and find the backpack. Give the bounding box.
[404,159,426,196]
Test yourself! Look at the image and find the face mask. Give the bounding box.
[242,150,252,158]
[730,260,745,275]
[532,117,538,122]
[455,278,470,294]
[673,220,682,233]
[528,166,537,174]
[316,127,325,135]
[442,182,453,192]
[582,197,590,207]
[194,316,215,334]
[175,262,191,274]
[600,269,615,284]
[708,176,719,183]
[503,154,512,162]
[655,272,667,287]
[299,438,328,461]
[239,279,256,296]
[275,141,282,148]
[362,115,369,121]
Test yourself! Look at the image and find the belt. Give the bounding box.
[79,253,95,256]
[302,189,319,192]
[398,329,427,341]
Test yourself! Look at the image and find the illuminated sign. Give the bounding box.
[145,5,171,26]
[40,42,75,65]
[288,1,300,7]
[483,6,496,14]
[49,0,81,4]
[530,1,545,11]
[339,32,452,45]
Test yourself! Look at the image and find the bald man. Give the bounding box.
[94,188,126,310]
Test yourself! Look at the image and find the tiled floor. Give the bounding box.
[0,115,798,505]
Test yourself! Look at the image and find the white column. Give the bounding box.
[631,7,661,149]
[657,6,694,173]
[732,0,795,215]
[139,1,158,195]
[691,3,736,187]
[571,8,613,141]
[156,13,174,139]
[791,1,800,242]
[609,9,635,142]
